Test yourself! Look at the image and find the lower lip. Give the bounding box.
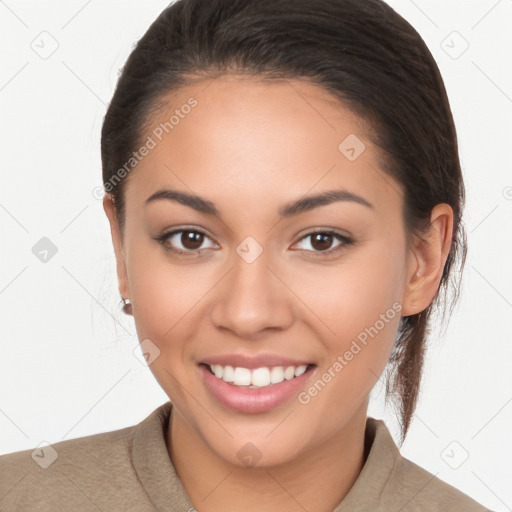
[199,364,315,414]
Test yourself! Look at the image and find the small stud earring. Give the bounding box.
[121,298,133,315]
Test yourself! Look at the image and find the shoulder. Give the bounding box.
[370,418,492,512]
[395,454,492,511]
[0,420,134,472]
[337,417,493,511]
[0,404,171,511]
[0,426,139,511]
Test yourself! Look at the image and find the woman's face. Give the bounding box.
[106,76,423,467]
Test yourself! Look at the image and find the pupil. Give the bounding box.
[182,231,203,249]
[312,233,332,251]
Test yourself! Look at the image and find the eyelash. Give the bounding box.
[154,227,354,257]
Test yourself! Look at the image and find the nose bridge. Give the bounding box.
[210,245,294,337]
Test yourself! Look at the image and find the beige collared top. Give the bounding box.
[0,401,492,511]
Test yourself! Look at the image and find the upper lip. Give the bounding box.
[200,353,313,369]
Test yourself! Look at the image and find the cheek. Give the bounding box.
[289,247,404,400]
[125,241,210,344]
[288,244,404,342]
[125,250,211,404]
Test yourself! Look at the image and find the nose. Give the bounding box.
[210,250,295,339]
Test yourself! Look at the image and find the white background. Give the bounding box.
[0,1,510,510]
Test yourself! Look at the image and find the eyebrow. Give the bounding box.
[144,188,374,217]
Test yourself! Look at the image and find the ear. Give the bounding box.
[401,203,454,316]
[103,194,130,300]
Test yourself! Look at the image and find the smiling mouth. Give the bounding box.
[202,363,316,388]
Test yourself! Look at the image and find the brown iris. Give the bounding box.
[310,233,334,251]
[181,230,204,250]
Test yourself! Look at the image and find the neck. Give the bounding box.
[167,402,369,512]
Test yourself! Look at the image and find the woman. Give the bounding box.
[0,0,494,510]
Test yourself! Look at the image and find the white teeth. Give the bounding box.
[270,366,284,384]
[294,365,307,377]
[223,365,234,383]
[284,366,295,380]
[213,364,223,379]
[233,367,252,386]
[251,367,270,387]
[209,364,309,388]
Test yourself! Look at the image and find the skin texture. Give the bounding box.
[104,76,454,512]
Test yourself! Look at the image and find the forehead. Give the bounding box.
[125,75,403,217]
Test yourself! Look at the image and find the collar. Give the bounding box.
[131,401,400,511]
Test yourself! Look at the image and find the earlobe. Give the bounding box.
[103,194,130,300]
[401,204,454,316]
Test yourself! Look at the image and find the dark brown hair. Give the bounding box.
[101,0,467,443]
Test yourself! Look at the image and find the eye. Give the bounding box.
[292,230,353,254]
[155,228,218,255]
[154,228,353,257]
